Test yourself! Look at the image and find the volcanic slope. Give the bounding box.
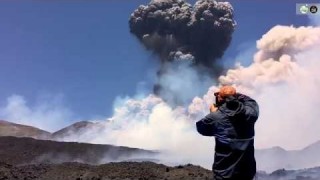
[0,120,51,139]
[0,136,156,165]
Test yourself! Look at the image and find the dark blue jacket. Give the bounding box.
[196,93,259,180]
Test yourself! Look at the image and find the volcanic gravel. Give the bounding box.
[0,136,213,180]
[0,162,213,180]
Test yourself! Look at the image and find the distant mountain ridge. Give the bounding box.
[0,120,51,139]
[0,120,101,141]
[52,121,102,139]
[256,141,320,172]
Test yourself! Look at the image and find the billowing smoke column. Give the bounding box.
[54,23,320,172]
[129,0,236,105]
[1,1,320,173]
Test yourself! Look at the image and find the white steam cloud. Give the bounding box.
[219,25,320,150]
[56,23,320,171]
[157,59,214,106]
[0,94,75,132]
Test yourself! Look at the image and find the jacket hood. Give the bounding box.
[219,97,245,117]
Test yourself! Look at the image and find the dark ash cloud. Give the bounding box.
[129,0,236,105]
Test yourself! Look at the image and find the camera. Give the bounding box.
[214,92,223,107]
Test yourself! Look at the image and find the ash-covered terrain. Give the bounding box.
[1,136,320,180]
[0,136,213,180]
[0,161,214,180]
[2,119,320,172]
[0,136,156,165]
[1,121,320,180]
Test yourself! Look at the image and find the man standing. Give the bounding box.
[196,86,259,180]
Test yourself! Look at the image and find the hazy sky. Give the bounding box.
[0,0,312,124]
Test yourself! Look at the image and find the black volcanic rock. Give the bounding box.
[0,136,156,165]
[258,167,320,180]
[0,136,213,179]
[1,161,320,180]
[3,120,320,174]
[0,162,214,180]
[1,136,320,179]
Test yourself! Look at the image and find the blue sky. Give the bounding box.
[0,0,313,124]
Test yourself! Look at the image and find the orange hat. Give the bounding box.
[216,86,236,98]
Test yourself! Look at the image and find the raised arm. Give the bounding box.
[237,93,259,123]
[196,112,219,136]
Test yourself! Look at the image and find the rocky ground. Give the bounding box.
[0,136,213,180]
[1,136,320,180]
[0,162,213,180]
[0,136,156,165]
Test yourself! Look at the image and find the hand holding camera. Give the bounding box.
[210,104,218,113]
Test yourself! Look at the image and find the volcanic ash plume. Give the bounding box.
[129,0,236,105]
[189,25,320,150]
[56,24,320,171]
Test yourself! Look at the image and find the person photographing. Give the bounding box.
[196,86,259,180]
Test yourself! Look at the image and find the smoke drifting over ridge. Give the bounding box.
[190,25,320,149]
[129,0,236,105]
[54,22,320,171]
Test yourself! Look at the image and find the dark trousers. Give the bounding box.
[213,142,256,180]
